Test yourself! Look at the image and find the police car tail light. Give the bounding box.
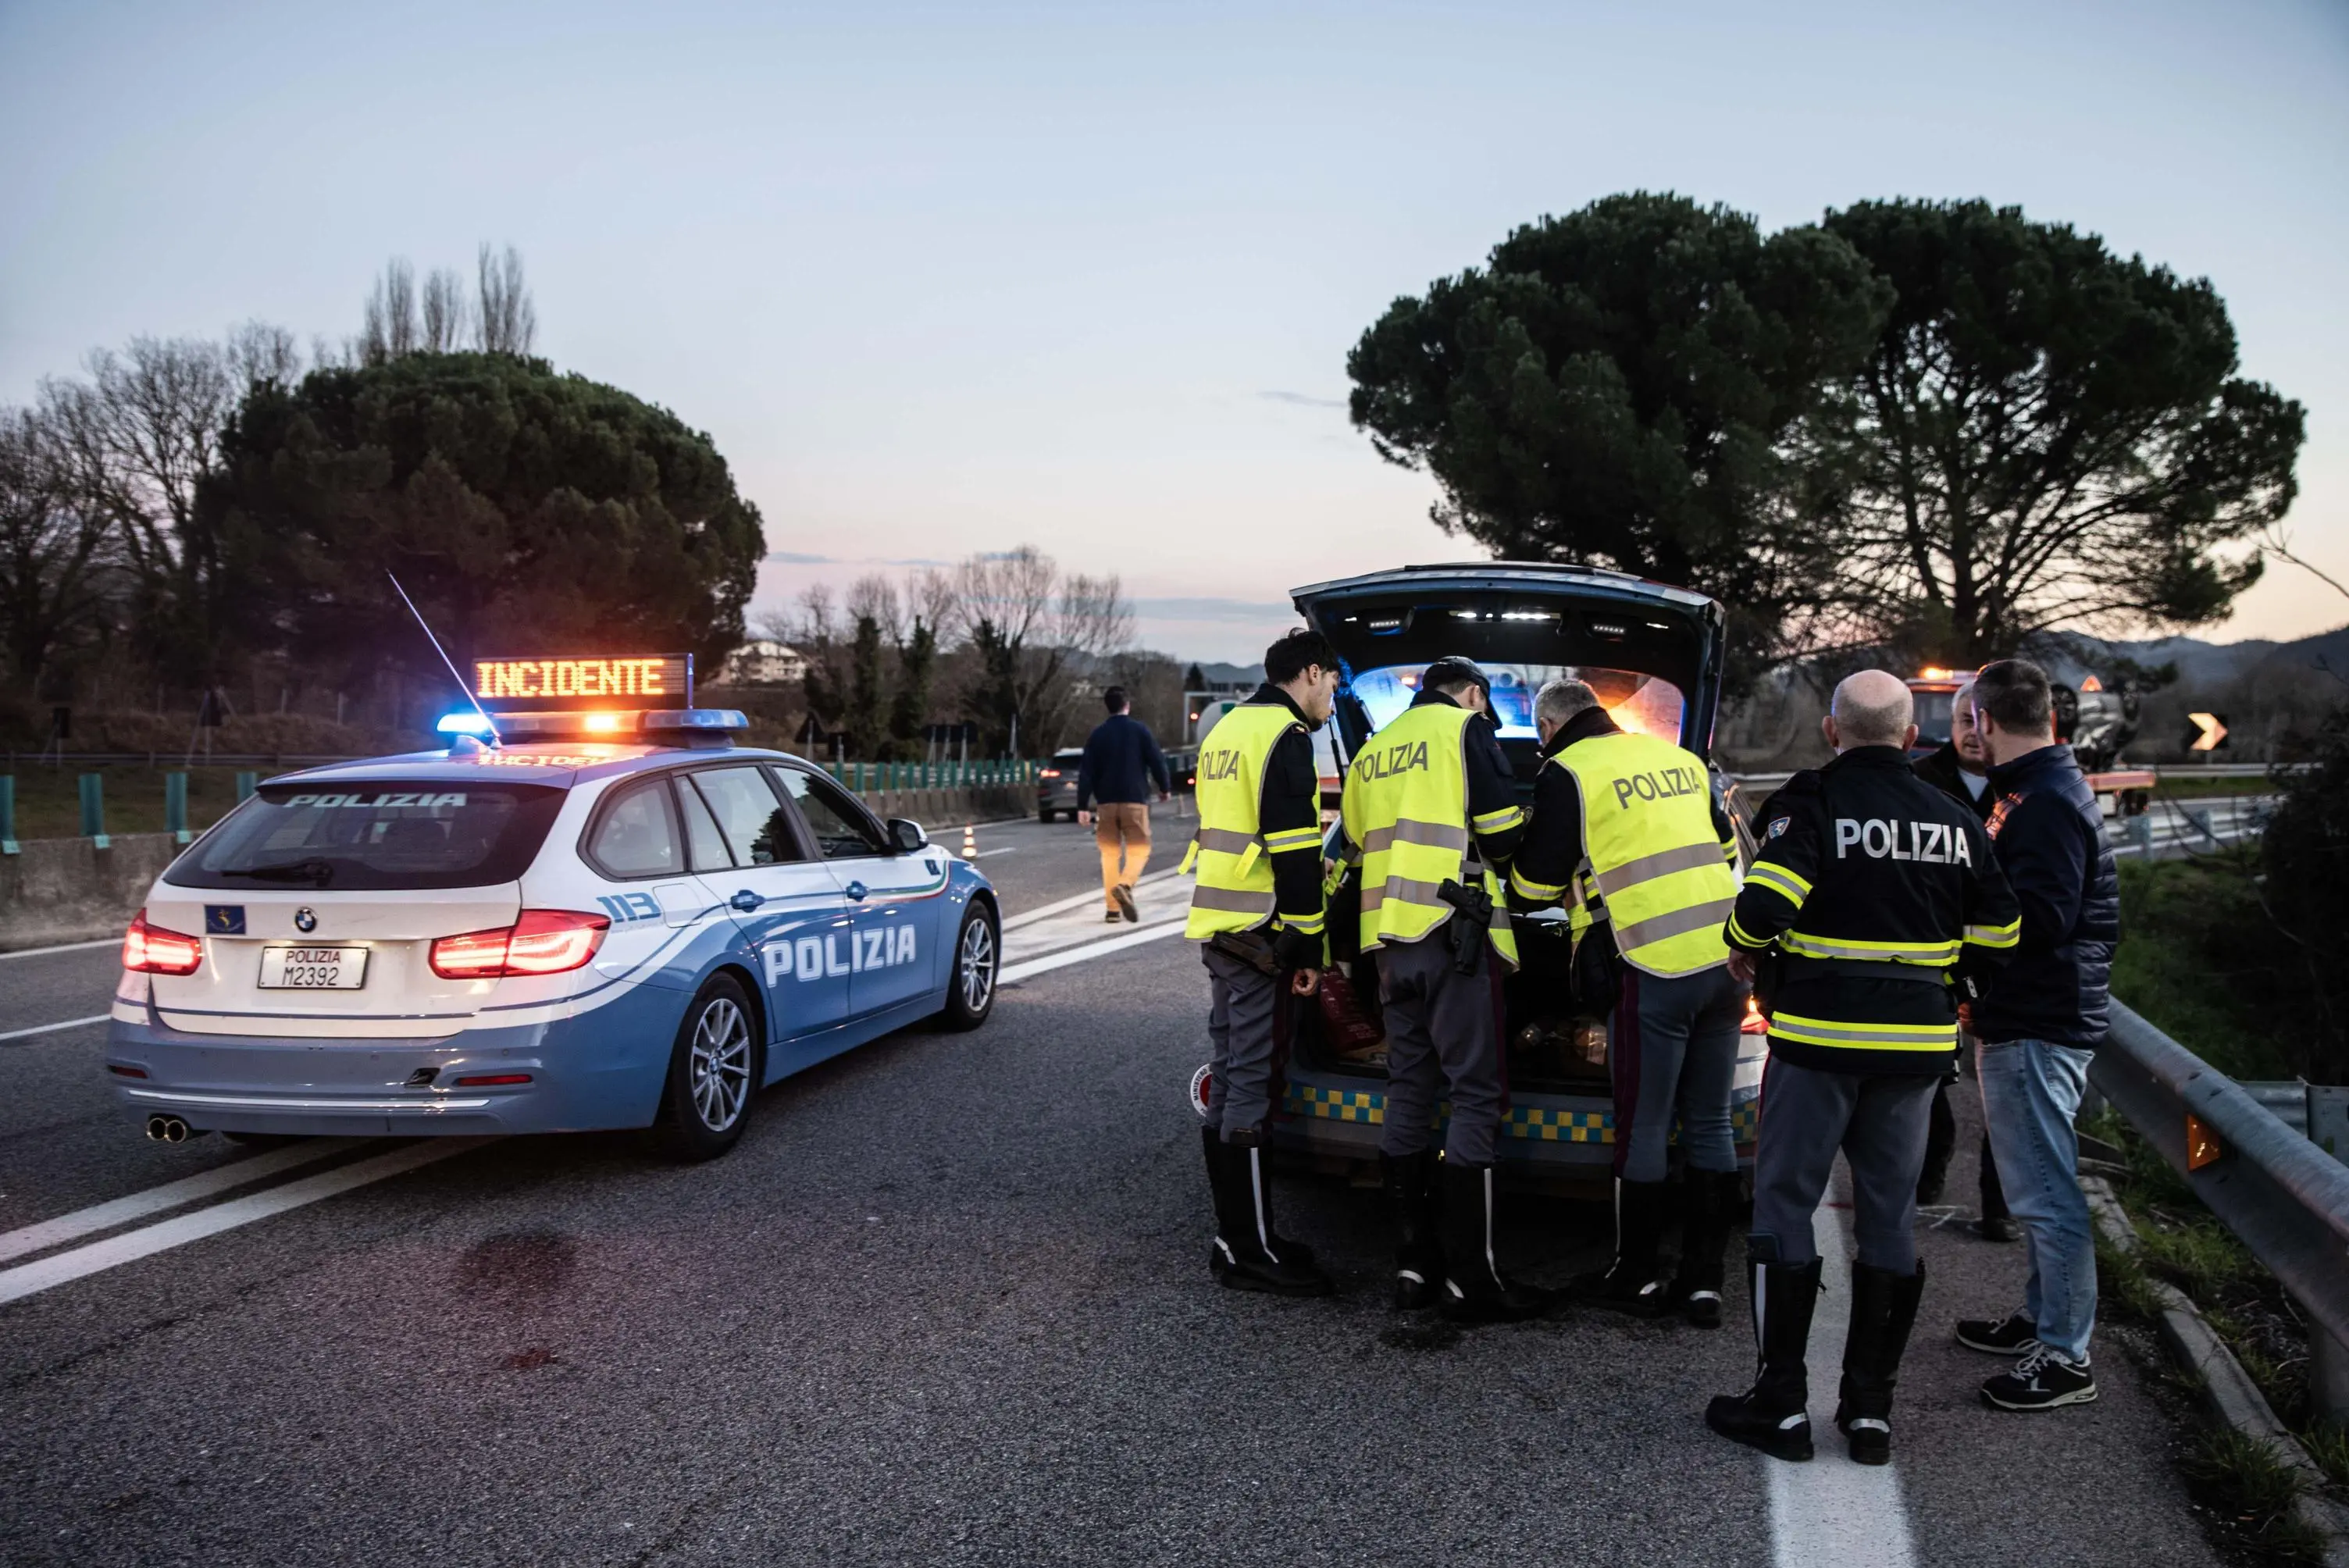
[504,910,611,973]
[430,910,609,978]
[123,909,203,976]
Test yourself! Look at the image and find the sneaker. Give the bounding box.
[1955,1310,2039,1356]
[1113,884,1139,923]
[1982,1345,2098,1411]
[1104,909,1124,924]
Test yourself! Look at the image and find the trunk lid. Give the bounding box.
[1288,561,1728,776]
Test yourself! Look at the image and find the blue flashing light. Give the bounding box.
[640,709,750,732]
[437,711,497,736]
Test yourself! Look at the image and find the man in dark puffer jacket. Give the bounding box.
[1953,658,2119,1414]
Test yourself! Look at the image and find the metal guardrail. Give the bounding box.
[2091,1000,2349,1419]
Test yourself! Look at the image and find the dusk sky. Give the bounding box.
[4,0,2343,664]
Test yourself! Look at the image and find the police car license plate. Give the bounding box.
[258,946,369,989]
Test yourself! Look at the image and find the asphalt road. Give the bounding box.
[0,811,2231,1566]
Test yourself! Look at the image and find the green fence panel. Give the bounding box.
[79,772,109,849]
[165,772,191,843]
[0,775,16,853]
[235,770,258,801]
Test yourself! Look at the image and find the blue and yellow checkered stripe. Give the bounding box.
[1283,1085,1760,1145]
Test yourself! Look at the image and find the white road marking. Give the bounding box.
[0,1139,362,1263]
[1766,1174,1917,1568]
[0,1014,109,1044]
[971,846,1019,857]
[0,937,121,962]
[0,1139,485,1306]
[999,918,1189,985]
[1001,865,1187,931]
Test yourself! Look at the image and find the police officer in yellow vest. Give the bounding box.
[1186,629,1341,1297]
[1338,656,1545,1322]
[1506,677,1746,1327]
[1706,671,2019,1465]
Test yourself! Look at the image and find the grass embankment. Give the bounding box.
[0,764,255,841]
[2101,853,2347,1557]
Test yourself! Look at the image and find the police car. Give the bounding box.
[1196,563,1767,1184]
[106,653,1001,1160]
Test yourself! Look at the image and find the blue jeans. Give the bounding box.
[1978,1036,2098,1361]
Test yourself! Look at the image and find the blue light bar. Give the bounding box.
[437,711,497,736]
[640,709,750,732]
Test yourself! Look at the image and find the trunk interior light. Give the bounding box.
[123,909,203,975]
[1499,611,1556,622]
[1592,622,1628,638]
[430,911,610,979]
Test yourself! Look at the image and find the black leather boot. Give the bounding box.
[1203,1134,1331,1296]
[1381,1151,1445,1310]
[1706,1253,1822,1462]
[1668,1169,1740,1329]
[1574,1178,1672,1318]
[1439,1160,1552,1323]
[1203,1126,1313,1271]
[1837,1260,1926,1465]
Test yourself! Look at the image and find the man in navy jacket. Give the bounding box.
[1076,686,1172,923]
[1953,658,2119,1413]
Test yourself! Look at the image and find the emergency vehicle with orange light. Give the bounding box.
[1905,666,2153,817]
[105,651,1001,1159]
[1191,564,1767,1185]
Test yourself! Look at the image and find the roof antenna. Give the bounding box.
[387,571,500,748]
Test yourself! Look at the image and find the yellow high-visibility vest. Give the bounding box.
[1340,702,1517,966]
[1556,731,1739,977]
[1184,703,1318,941]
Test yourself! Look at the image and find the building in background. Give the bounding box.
[716,640,807,686]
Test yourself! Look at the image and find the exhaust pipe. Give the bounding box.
[144,1114,191,1143]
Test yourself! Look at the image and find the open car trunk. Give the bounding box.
[1274,562,1763,1141]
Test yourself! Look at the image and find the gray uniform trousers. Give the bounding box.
[1377,932,1507,1167]
[1749,1056,1937,1274]
[1203,944,1282,1140]
[1611,964,1747,1182]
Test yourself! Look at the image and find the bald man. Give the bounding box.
[1704,669,2020,1466]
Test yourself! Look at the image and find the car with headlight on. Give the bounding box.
[1190,563,1766,1188]
[105,658,1001,1160]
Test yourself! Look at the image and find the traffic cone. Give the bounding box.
[962,822,976,860]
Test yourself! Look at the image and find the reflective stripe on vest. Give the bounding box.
[1557,731,1738,978]
[1340,702,1517,966]
[1184,703,1304,940]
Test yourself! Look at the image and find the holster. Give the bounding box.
[1208,928,1285,978]
[1437,878,1493,976]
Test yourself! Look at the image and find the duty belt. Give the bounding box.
[1781,955,1952,987]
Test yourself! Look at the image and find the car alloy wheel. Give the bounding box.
[689,995,752,1132]
[957,914,997,1015]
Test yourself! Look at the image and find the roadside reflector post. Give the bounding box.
[164,772,191,844]
[2186,1113,2222,1171]
[962,822,976,859]
[0,775,16,853]
[235,771,257,802]
[78,772,109,850]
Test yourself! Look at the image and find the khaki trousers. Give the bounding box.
[1094,800,1151,907]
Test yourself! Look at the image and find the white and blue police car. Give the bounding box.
[105,656,1000,1160]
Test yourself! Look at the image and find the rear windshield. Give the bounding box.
[163,782,567,891]
[1353,664,1687,743]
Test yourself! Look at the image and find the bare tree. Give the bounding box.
[0,404,119,692]
[37,330,298,680]
[420,268,470,352]
[224,320,303,387]
[476,243,537,356]
[360,259,420,364]
[847,572,905,645]
[949,544,1133,751]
